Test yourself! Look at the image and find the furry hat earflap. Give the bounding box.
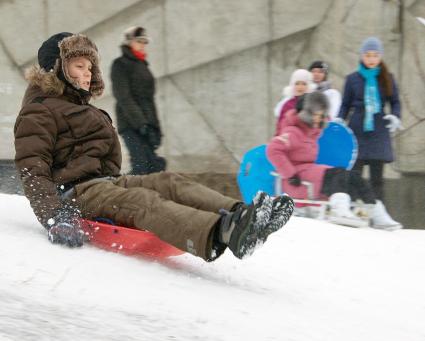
[297,92,329,127]
[26,32,104,98]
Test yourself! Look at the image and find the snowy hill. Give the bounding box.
[1,193,424,341]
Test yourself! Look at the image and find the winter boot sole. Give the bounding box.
[228,192,273,259]
[259,195,295,242]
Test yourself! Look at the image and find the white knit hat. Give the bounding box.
[283,69,316,97]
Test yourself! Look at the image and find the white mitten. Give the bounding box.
[333,117,346,125]
[383,114,402,133]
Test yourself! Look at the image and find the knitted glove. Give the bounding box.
[46,213,84,247]
[383,114,402,133]
[139,125,149,136]
[147,126,162,149]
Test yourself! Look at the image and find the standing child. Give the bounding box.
[308,60,341,120]
[274,69,315,135]
[337,37,402,201]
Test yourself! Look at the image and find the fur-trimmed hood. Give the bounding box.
[25,33,104,99]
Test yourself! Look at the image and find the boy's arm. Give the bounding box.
[14,103,62,228]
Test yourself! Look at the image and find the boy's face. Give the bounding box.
[361,51,382,68]
[67,57,92,91]
[294,81,308,96]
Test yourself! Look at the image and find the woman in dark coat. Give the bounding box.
[111,26,166,175]
[337,37,402,201]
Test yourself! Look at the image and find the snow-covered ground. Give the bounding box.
[1,193,424,341]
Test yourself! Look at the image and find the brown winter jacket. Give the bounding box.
[14,67,122,227]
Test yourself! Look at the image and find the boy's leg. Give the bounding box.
[74,179,221,260]
[114,172,239,214]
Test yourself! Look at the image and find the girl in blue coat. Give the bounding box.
[338,37,402,201]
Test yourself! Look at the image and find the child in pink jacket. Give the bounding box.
[266,92,401,230]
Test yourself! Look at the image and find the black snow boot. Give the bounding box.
[217,191,273,259]
[258,195,294,243]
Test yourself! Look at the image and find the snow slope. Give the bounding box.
[1,193,424,341]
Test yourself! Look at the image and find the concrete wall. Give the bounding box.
[0,0,424,174]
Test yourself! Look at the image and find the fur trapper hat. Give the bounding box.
[25,32,104,98]
[297,92,329,127]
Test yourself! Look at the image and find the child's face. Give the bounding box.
[311,68,326,83]
[312,110,325,128]
[67,57,92,91]
[294,81,308,96]
[361,51,382,68]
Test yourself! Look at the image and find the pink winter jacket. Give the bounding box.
[275,96,297,136]
[266,109,331,199]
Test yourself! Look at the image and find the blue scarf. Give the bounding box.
[358,63,381,132]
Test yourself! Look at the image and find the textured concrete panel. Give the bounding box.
[269,30,313,107]
[271,0,332,40]
[47,0,139,36]
[396,121,425,173]
[164,0,269,74]
[394,11,425,173]
[170,45,271,163]
[159,78,238,172]
[398,14,425,127]
[0,44,27,159]
[0,0,139,67]
[408,0,425,17]
[305,0,401,80]
[0,0,46,66]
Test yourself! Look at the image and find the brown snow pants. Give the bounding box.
[72,172,239,260]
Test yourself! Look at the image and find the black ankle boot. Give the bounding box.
[217,192,272,259]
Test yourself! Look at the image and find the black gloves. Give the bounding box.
[288,175,302,186]
[139,125,149,136]
[139,125,162,149]
[46,209,84,247]
[48,221,84,247]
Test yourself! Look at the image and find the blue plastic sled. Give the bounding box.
[238,122,358,203]
[316,122,358,170]
[237,145,276,203]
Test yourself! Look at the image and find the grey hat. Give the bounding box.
[123,26,151,45]
[298,92,329,127]
[360,37,384,55]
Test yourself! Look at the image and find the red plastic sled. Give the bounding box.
[80,219,185,259]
